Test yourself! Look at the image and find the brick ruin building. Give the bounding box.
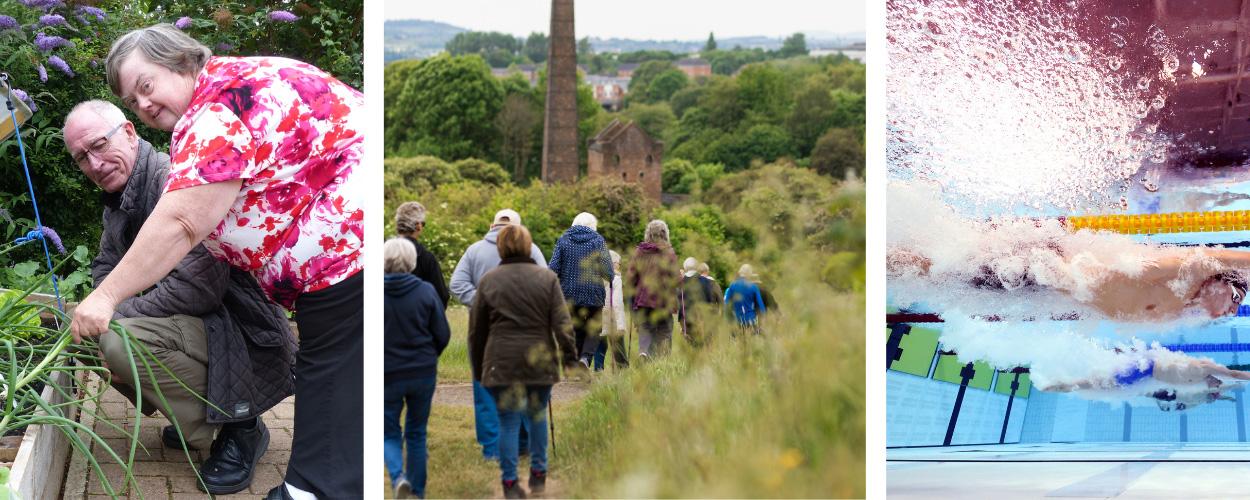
[588,119,663,203]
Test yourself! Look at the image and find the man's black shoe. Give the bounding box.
[161,425,195,450]
[265,483,294,500]
[197,417,270,495]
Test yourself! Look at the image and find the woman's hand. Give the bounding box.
[70,289,120,343]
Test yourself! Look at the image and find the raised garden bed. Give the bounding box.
[8,369,76,500]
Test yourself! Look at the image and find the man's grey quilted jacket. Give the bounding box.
[92,138,296,424]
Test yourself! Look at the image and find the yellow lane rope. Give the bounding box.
[1065,211,1250,234]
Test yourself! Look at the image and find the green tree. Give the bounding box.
[626,60,678,105]
[577,36,593,62]
[445,31,521,59]
[621,102,676,140]
[387,54,504,160]
[736,64,790,124]
[787,74,839,157]
[668,86,706,119]
[811,127,864,179]
[645,69,689,103]
[705,32,718,52]
[780,32,809,57]
[524,32,549,63]
[496,93,541,182]
[706,124,793,171]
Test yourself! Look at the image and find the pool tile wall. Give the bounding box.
[887,370,1029,447]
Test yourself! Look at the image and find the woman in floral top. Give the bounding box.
[71,24,363,499]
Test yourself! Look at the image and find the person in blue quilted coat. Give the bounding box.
[548,212,615,366]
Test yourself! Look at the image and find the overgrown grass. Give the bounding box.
[554,250,865,498]
[437,306,472,383]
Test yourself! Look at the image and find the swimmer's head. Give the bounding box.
[1194,271,1247,318]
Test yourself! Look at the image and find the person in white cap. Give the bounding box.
[449,209,545,462]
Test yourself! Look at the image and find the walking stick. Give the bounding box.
[549,398,555,455]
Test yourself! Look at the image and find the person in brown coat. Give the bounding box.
[469,224,578,499]
[626,219,681,358]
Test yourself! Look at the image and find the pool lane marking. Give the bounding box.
[1043,449,1175,498]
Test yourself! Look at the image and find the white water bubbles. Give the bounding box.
[887,0,1178,212]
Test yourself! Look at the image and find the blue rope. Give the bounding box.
[5,75,63,314]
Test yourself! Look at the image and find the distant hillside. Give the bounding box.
[383,18,865,63]
[384,19,465,63]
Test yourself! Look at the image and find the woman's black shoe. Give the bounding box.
[160,425,194,450]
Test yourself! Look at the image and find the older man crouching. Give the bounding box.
[63,100,296,495]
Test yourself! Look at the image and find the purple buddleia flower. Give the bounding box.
[174,16,191,30]
[19,0,62,9]
[214,42,235,52]
[37,64,47,83]
[0,15,17,30]
[47,55,72,77]
[268,10,298,22]
[34,33,72,52]
[12,88,37,112]
[39,226,64,254]
[38,14,66,26]
[76,6,105,22]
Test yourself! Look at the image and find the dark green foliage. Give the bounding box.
[704,32,717,53]
[626,60,679,105]
[811,128,864,180]
[780,32,809,58]
[661,159,724,195]
[445,30,522,67]
[387,54,504,160]
[620,102,676,140]
[0,1,361,294]
[524,32,549,63]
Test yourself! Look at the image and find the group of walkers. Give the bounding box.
[383,202,778,498]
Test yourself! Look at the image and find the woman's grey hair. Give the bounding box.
[384,238,417,274]
[395,201,427,235]
[644,219,669,245]
[105,24,212,97]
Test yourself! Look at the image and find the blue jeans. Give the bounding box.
[384,375,437,497]
[474,380,530,458]
[593,341,607,371]
[488,385,551,482]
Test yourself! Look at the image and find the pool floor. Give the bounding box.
[888,443,1250,498]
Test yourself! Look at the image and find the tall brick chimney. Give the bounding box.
[542,0,580,184]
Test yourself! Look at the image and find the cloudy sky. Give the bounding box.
[383,0,864,40]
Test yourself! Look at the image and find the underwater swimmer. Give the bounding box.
[889,247,1250,321]
[1039,356,1248,411]
[1039,357,1250,393]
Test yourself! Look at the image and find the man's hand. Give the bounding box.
[70,289,119,343]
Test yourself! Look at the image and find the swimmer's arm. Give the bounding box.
[1205,248,1250,270]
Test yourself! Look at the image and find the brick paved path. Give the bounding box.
[63,376,294,500]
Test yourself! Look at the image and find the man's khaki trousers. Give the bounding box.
[98,314,218,450]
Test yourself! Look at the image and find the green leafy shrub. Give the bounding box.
[452,158,509,186]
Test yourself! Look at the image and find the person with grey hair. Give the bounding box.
[76,24,365,499]
[384,238,450,499]
[396,201,449,309]
[548,211,614,367]
[63,100,296,495]
[625,220,680,358]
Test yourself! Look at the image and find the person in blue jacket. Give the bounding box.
[724,263,767,336]
[548,212,615,366]
[384,238,451,499]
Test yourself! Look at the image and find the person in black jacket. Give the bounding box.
[384,238,451,499]
[679,258,723,347]
[65,100,296,495]
[395,201,450,309]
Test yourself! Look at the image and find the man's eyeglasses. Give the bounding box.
[71,122,125,167]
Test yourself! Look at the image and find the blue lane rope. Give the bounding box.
[4,74,64,314]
